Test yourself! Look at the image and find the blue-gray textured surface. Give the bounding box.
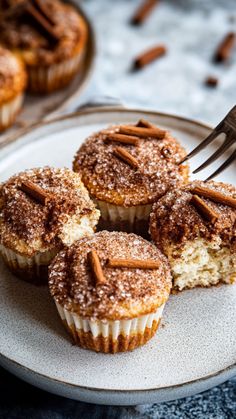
[0,0,235,417]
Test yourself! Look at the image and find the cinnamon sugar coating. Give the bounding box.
[0,46,27,103]
[49,231,172,320]
[150,180,236,250]
[0,167,98,256]
[73,124,188,207]
[0,0,87,66]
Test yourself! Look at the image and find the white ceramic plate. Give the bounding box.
[0,107,235,406]
[0,1,95,145]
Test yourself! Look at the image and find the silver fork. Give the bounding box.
[180,105,236,180]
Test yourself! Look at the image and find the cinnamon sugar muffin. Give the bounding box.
[0,46,27,131]
[49,231,172,353]
[73,120,189,238]
[150,180,236,291]
[0,167,100,284]
[0,0,87,93]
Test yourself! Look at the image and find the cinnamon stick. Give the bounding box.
[205,76,219,87]
[113,146,139,169]
[33,0,55,26]
[25,2,59,43]
[105,133,140,146]
[19,180,51,205]
[107,258,160,269]
[87,250,106,286]
[136,118,155,128]
[214,32,236,63]
[191,186,236,209]
[119,125,166,139]
[133,45,167,69]
[131,0,159,25]
[190,195,219,224]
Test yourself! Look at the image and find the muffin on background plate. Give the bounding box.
[49,231,172,353]
[0,0,88,93]
[150,180,236,291]
[0,167,100,285]
[73,119,189,238]
[0,46,27,131]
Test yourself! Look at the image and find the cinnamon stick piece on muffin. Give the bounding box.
[73,120,189,238]
[150,180,236,291]
[49,231,172,353]
[0,0,88,93]
[0,167,100,285]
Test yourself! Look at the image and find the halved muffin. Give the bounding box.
[0,46,27,131]
[0,167,100,285]
[150,180,236,291]
[73,119,189,238]
[49,231,172,353]
[0,0,87,93]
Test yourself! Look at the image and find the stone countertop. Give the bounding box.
[77,0,236,126]
[0,0,235,417]
[0,367,235,418]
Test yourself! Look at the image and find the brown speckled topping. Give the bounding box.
[0,167,97,255]
[49,231,172,320]
[0,46,27,103]
[73,124,188,207]
[150,180,236,250]
[0,0,87,66]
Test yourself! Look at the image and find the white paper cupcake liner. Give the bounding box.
[55,300,165,353]
[95,200,152,237]
[0,244,58,283]
[0,93,24,131]
[27,50,84,93]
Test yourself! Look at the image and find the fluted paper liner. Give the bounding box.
[55,301,165,353]
[28,50,84,93]
[0,93,24,131]
[0,244,58,284]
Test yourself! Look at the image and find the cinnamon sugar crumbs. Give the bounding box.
[0,0,86,66]
[150,180,236,250]
[49,231,172,320]
[0,167,97,252]
[73,124,188,207]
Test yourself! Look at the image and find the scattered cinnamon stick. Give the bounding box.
[136,118,155,128]
[107,258,160,269]
[19,180,51,205]
[113,146,139,169]
[119,125,166,139]
[205,76,219,87]
[214,32,236,63]
[133,45,167,70]
[190,195,219,224]
[87,250,106,286]
[131,0,159,25]
[105,133,140,146]
[191,186,236,209]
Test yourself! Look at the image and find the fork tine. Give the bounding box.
[179,129,222,164]
[193,135,234,173]
[205,148,236,181]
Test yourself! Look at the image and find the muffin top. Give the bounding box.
[0,46,27,103]
[49,231,172,320]
[0,167,99,256]
[0,0,87,66]
[73,121,188,207]
[150,180,236,250]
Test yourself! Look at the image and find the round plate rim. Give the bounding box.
[0,106,235,403]
[0,106,214,150]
